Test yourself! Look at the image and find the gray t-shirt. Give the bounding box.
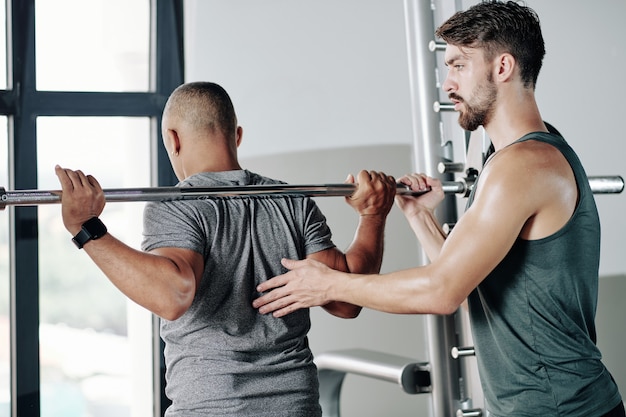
[142,170,335,417]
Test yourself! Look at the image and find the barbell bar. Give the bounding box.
[0,175,622,210]
[0,183,436,209]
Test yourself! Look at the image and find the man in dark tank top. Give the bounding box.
[254,2,624,416]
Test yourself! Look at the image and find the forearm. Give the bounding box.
[331,265,460,315]
[80,234,196,319]
[313,214,386,318]
[344,214,387,274]
[406,209,447,262]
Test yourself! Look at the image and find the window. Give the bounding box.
[1,1,183,416]
[35,0,150,92]
[37,117,151,417]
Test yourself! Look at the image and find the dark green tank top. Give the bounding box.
[466,132,622,416]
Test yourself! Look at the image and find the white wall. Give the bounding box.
[184,0,414,158]
[184,1,626,415]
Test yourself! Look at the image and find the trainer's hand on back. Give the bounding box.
[253,258,337,318]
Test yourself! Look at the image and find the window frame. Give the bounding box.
[0,1,183,416]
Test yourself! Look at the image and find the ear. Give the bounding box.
[164,128,181,155]
[235,126,243,148]
[494,53,516,83]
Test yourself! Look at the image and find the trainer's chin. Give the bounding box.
[458,113,482,132]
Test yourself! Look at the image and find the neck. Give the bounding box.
[188,157,242,177]
[484,86,547,151]
[181,143,242,178]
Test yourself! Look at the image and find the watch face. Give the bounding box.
[73,217,107,249]
[83,217,107,239]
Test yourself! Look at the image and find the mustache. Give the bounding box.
[448,93,463,102]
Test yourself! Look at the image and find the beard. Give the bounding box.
[450,72,497,131]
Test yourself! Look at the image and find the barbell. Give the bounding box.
[0,175,623,210]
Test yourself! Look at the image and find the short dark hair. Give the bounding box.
[435,1,545,89]
[164,81,238,141]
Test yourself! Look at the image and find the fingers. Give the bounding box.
[253,270,297,318]
[54,166,106,233]
[255,274,288,294]
[55,165,72,190]
[55,165,92,190]
[346,170,396,217]
[255,258,302,293]
[354,170,396,188]
[86,174,102,190]
[395,173,445,215]
[56,166,103,193]
[397,173,432,192]
[55,165,84,190]
[253,258,321,317]
[349,170,396,198]
[254,288,301,318]
[345,170,397,189]
[280,257,303,272]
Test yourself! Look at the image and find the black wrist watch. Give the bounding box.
[72,217,107,249]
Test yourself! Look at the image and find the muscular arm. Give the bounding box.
[256,185,516,316]
[81,236,204,320]
[254,141,577,317]
[55,165,204,321]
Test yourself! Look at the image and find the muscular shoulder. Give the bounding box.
[480,139,577,239]
[493,139,566,170]
[483,139,572,187]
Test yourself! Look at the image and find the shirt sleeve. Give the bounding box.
[302,198,336,256]
[141,200,208,256]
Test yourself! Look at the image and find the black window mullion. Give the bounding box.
[155,0,184,189]
[30,91,164,117]
[153,1,184,415]
[9,1,40,417]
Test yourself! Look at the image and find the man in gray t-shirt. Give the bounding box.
[55,82,397,416]
[143,169,339,416]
